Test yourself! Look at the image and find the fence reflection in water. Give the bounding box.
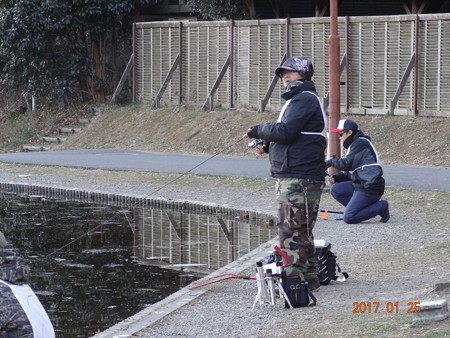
[134,207,276,273]
[0,191,276,337]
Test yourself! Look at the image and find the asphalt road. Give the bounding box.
[0,149,449,192]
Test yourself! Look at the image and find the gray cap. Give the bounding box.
[275,57,314,80]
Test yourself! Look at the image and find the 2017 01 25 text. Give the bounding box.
[352,301,421,314]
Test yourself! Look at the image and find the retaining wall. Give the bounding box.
[0,182,275,225]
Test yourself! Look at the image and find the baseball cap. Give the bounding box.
[331,119,358,133]
[275,57,314,80]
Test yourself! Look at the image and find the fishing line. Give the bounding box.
[47,222,105,256]
[47,210,131,257]
[145,136,245,197]
[47,136,247,257]
[221,183,273,210]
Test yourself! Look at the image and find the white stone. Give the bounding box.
[413,299,449,323]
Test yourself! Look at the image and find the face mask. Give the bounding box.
[285,80,304,92]
[343,132,355,149]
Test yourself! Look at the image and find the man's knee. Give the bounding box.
[330,185,339,199]
[330,184,347,201]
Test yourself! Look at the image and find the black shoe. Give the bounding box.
[380,201,390,223]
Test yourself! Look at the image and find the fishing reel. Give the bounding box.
[248,139,264,148]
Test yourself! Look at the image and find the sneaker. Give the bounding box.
[380,201,390,223]
[307,278,321,292]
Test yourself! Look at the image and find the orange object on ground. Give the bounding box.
[319,210,329,220]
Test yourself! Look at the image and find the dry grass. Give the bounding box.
[51,104,450,168]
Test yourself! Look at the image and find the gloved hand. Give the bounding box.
[246,125,260,139]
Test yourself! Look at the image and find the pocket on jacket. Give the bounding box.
[270,144,289,169]
[357,165,382,188]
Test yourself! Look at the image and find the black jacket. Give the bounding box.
[326,130,385,195]
[257,80,327,181]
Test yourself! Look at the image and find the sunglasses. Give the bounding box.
[339,131,346,137]
[281,70,296,77]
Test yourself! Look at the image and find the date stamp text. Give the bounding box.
[352,302,421,314]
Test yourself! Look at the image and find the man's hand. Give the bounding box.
[246,125,259,139]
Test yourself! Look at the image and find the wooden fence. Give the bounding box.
[114,14,450,117]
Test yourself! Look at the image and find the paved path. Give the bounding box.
[0,149,449,192]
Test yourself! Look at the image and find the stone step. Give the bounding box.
[58,127,82,134]
[413,299,449,323]
[42,137,67,143]
[22,145,51,152]
[20,113,92,152]
[77,118,91,125]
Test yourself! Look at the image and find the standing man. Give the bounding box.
[0,231,55,337]
[244,57,327,293]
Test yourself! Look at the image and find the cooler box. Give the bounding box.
[314,239,335,285]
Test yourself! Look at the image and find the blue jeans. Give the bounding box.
[330,181,386,224]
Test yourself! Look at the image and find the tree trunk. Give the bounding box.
[244,0,257,19]
[91,36,106,103]
[111,23,119,92]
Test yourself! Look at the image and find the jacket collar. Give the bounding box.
[343,130,371,149]
[281,80,316,100]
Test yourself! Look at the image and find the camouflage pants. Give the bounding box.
[275,178,324,281]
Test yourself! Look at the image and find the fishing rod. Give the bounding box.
[188,273,256,289]
[146,136,246,196]
[48,136,247,257]
[320,209,344,214]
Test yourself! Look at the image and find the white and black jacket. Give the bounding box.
[326,130,385,195]
[257,80,327,181]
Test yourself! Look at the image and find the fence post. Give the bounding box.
[132,23,136,103]
[285,17,290,58]
[344,16,349,112]
[414,15,419,115]
[179,21,183,105]
[229,19,235,109]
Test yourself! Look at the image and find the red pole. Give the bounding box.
[328,0,341,164]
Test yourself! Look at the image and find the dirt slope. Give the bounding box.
[56,104,450,168]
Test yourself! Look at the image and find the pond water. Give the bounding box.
[0,193,202,338]
[0,191,276,337]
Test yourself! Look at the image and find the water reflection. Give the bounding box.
[134,209,276,273]
[0,194,200,338]
[0,192,276,337]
